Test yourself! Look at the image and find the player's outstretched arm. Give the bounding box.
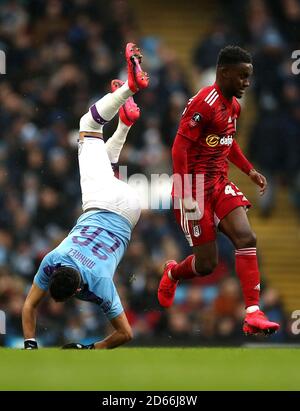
[228,139,254,175]
[62,312,133,350]
[95,312,133,349]
[22,283,47,349]
[228,140,267,195]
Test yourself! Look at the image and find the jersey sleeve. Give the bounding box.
[228,139,254,175]
[33,254,54,291]
[177,96,212,142]
[91,277,124,320]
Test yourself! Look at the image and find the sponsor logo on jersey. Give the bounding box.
[219,135,233,146]
[206,134,233,147]
[189,112,202,128]
[206,134,220,147]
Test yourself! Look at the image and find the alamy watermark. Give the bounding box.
[0,50,6,74]
[0,310,6,334]
[118,166,205,218]
[291,310,300,335]
[291,50,300,75]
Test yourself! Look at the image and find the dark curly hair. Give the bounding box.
[217,45,252,66]
[49,266,81,302]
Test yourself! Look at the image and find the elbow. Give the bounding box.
[121,329,133,344]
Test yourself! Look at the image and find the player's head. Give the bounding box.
[49,266,81,302]
[216,45,253,99]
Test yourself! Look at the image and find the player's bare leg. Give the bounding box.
[192,241,218,275]
[219,206,280,336]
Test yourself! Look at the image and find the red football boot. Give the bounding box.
[158,260,178,308]
[111,79,140,126]
[243,310,280,336]
[125,42,149,93]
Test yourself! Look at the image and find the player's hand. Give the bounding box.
[183,197,202,223]
[24,339,38,349]
[249,169,267,196]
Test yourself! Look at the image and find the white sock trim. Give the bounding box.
[235,247,257,256]
[246,305,260,313]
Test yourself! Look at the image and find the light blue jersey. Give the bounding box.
[34,210,132,320]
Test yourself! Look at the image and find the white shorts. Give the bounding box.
[78,137,141,227]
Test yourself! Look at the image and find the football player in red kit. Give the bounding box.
[158,46,280,336]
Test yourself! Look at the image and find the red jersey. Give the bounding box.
[172,83,253,199]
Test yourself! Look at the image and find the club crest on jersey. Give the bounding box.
[189,112,202,128]
[193,225,201,237]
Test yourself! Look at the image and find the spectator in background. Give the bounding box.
[283,100,300,215]
[192,19,238,89]
[248,114,284,217]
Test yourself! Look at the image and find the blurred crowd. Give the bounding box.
[0,0,298,347]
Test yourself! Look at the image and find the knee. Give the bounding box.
[194,257,218,276]
[235,231,257,249]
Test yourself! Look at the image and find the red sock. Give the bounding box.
[235,248,260,308]
[171,255,198,280]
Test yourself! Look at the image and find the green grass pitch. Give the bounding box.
[0,347,299,390]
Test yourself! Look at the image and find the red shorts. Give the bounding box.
[173,181,251,246]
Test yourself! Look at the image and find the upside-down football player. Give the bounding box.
[22,43,149,349]
[158,45,280,336]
